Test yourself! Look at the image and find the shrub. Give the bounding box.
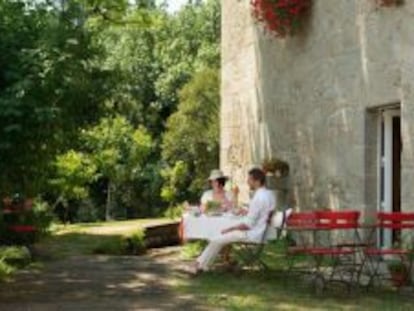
[124,229,146,255]
[92,237,125,255]
[180,241,206,260]
[0,246,31,267]
[0,259,14,280]
[1,197,55,245]
[164,203,185,219]
[0,246,32,281]
[28,199,55,236]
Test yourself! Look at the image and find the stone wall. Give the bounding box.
[221,0,414,212]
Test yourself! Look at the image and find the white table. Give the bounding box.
[182,212,280,241]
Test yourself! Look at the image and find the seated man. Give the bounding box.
[194,168,275,273]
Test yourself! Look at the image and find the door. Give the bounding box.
[378,109,401,248]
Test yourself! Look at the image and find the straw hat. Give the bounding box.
[207,169,228,181]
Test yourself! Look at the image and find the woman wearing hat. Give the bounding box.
[200,169,235,213]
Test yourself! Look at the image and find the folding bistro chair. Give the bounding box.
[232,210,276,271]
[284,211,319,275]
[308,210,361,290]
[363,212,414,288]
[285,210,361,292]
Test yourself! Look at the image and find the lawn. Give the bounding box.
[174,241,414,311]
[39,218,170,258]
[30,221,414,310]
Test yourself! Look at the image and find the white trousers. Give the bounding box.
[196,231,248,271]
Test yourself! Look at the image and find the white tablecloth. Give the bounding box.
[182,213,280,241]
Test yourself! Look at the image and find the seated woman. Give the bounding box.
[200,169,235,213]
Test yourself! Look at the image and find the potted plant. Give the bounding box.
[387,261,409,287]
[261,158,289,177]
[261,158,290,191]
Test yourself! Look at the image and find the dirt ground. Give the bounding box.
[0,247,213,311]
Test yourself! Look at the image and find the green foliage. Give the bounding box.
[160,161,189,203]
[0,246,32,280]
[0,0,112,195]
[28,199,56,236]
[82,115,152,220]
[91,229,146,255]
[161,68,220,205]
[51,151,97,200]
[155,0,220,115]
[124,229,146,255]
[163,203,185,219]
[0,259,14,280]
[0,246,31,268]
[83,115,152,181]
[0,0,221,220]
[180,241,207,260]
[1,198,54,244]
[92,236,125,255]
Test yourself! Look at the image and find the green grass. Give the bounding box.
[174,240,414,311]
[177,271,413,311]
[41,218,169,258]
[22,220,414,310]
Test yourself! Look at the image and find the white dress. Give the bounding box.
[200,190,234,208]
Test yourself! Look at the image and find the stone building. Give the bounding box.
[221,0,414,246]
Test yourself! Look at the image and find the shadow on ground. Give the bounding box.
[0,230,211,311]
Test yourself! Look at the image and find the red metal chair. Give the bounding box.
[309,210,361,290]
[284,211,319,275]
[285,210,362,291]
[363,212,414,288]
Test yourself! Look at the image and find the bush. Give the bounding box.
[0,246,31,267]
[164,203,185,219]
[0,246,32,281]
[75,199,99,223]
[181,241,206,260]
[124,229,146,255]
[92,237,125,255]
[1,197,55,245]
[91,229,147,256]
[0,259,14,280]
[28,199,55,236]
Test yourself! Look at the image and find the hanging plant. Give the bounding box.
[251,0,312,38]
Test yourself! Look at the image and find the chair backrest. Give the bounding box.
[266,210,275,225]
[286,211,317,228]
[259,210,276,243]
[377,212,414,229]
[315,210,360,229]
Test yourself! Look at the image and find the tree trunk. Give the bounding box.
[105,181,112,221]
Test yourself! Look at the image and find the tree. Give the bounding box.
[154,0,220,126]
[161,68,219,205]
[0,0,112,195]
[82,116,152,220]
[50,150,97,223]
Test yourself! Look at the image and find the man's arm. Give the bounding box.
[221,199,262,234]
[221,223,250,234]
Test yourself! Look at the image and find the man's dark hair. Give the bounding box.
[248,168,266,185]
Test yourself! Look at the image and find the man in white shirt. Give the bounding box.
[195,168,275,272]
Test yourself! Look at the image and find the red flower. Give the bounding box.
[250,0,311,38]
